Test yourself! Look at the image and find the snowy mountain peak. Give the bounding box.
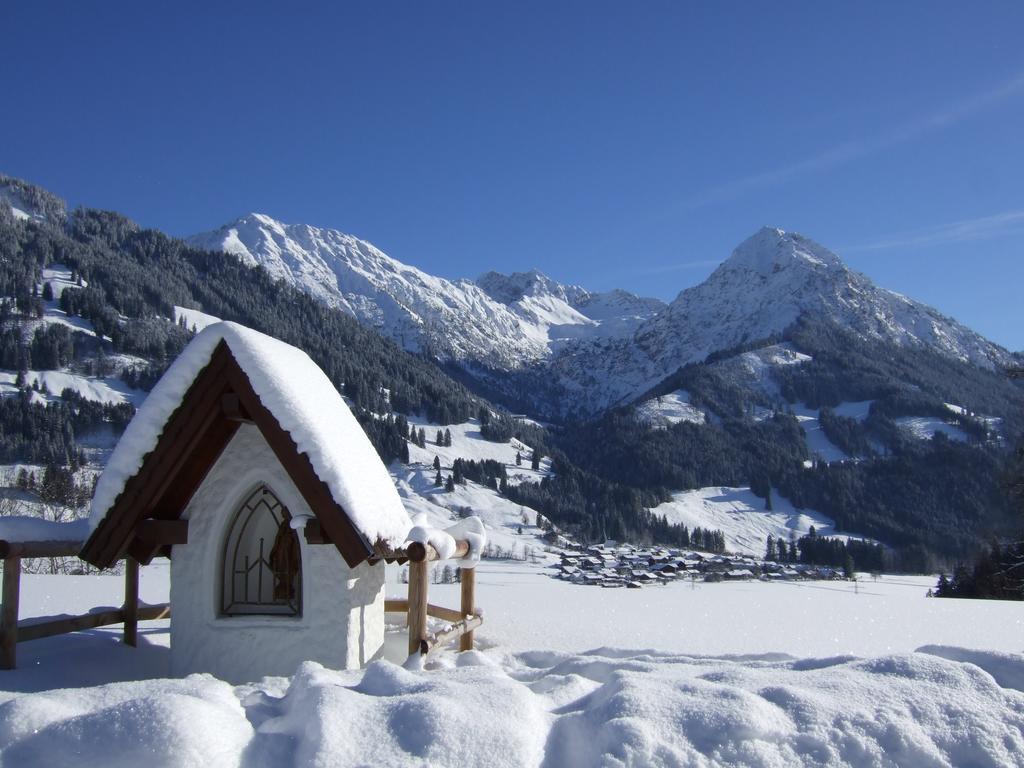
[477,269,588,305]
[191,215,662,371]
[721,227,845,277]
[548,226,1012,415]
[192,212,1011,418]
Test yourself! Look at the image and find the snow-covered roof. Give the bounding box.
[88,321,411,549]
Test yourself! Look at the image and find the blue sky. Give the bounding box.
[3,2,1022,349]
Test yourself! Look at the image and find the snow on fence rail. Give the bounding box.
[386,539,483,660]
[0,529,167,670]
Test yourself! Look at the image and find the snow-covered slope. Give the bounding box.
[649,227,1008,369]
[394,416,553,555]
[634,389,707,428]
[0,176,65,224]
[650,486,864,556]
[192,218,1013,418]
[1,186,44,223]
[553,228,1014,413]
[189,214,541,368]
[477,270,663,352]
[190,215,662,369]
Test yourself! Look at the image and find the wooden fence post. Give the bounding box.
[407,559,429,656]
[123,557,139,647]
[459,566,475,652]
[1,557,21,670]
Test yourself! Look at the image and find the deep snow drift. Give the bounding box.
[3,648,1024,768]
[3,563,1024,767]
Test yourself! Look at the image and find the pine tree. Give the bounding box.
[436,429,444,446]
[434,469,442,487]
[444,475,455,492]
[765,534,777,562]
[444,428,452,447]
[531,451,541,471]
[433,455,441,470]
[516,451,522,466]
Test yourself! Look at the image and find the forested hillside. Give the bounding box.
[0,176,702,549]
[556,319,1024,569]
[2,174,1021,567]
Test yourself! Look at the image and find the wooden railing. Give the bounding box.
[1,540,167,670]
[2,536,481,669]
[385,539,482,658]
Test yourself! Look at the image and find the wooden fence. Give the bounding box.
[1,536,481,669]
[385,539,483,658]
[0,539,168,670]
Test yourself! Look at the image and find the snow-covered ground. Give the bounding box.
[792,403,849,464]
[895,415,969,443]
[3,366,1022,764]
[405,417,552,487]
[40,264,85,298]
[0,370,146,407]
[0,406,1018,763]
[173,305,221,333]
[635,389,706,427]
[392,466,546,556]
[3,562,1023,766]
[390,416,554,555]
[649,486,862,556]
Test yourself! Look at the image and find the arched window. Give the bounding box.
[221,485,302,616]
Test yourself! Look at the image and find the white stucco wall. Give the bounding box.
[170,424,385,683]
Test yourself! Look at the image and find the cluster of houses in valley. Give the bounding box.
[553,543,846,588]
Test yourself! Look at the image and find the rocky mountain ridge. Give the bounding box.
[189,215,662,370]
[191,215,1013,417]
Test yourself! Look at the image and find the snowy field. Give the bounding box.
[2,561,1023,766]
[4,412,1023,765]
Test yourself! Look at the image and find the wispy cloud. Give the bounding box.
[682,70,1024,209]
[845,209,1024,252]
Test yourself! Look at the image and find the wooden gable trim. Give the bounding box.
[81,344,240,568]
[126,520,190,565]
[81,339,377,571]
[221,353,375,568]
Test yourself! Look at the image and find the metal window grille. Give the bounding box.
[221,485,302,616]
